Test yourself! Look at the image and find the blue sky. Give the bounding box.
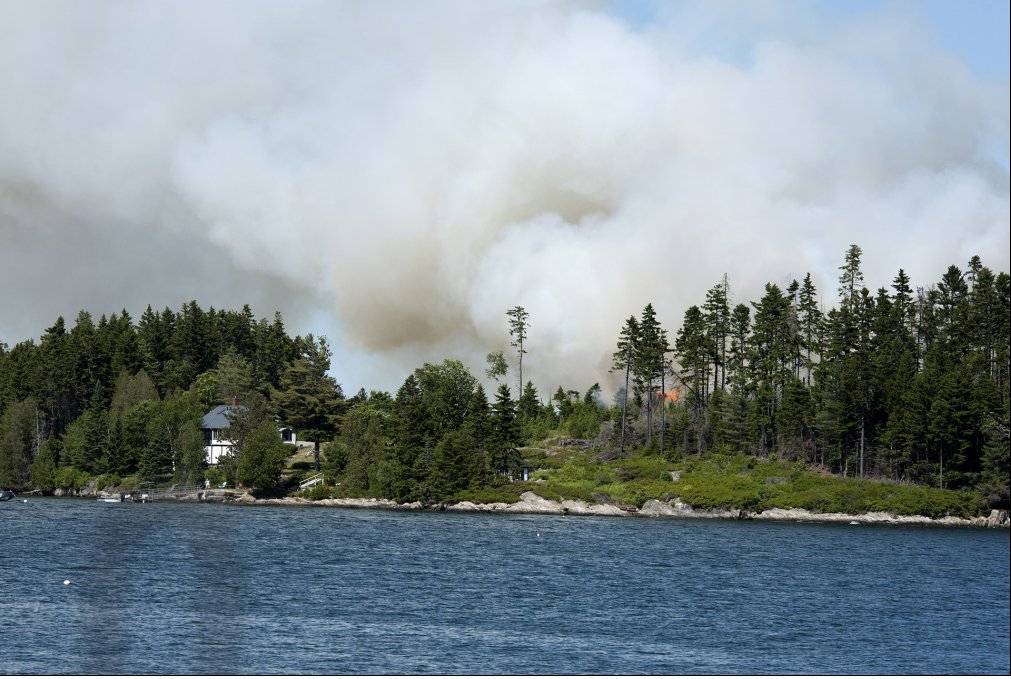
[609,0,1010,78]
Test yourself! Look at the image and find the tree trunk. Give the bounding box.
[620,364,629,455]
[859,414,865,479]
[659,372,666,457]
[645,380,653,446]
[314,440,321,472]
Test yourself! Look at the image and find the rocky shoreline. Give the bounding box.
[229,490,1010,529]
[53,481,1008,529]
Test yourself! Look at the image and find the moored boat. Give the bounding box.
[0,489,16,501]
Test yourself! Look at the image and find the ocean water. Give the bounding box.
[1,498,1008,675]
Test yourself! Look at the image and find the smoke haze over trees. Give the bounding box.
[0,1,1007,396]
[0,247,1007,510]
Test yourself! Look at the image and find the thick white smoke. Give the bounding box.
[1,0,1008,396]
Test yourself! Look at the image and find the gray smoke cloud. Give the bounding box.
[1,0,1007,396]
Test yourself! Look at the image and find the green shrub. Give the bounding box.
[95,473,122,491]
[54,466,91,491]
[204,466,227,487]
[303,483,332,501]
[117,474,141,492]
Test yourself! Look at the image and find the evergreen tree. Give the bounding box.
[749,284,795,453]
[727,303,752,394]
[674,306,708,413]
[839,244,865,312]
[326,405,391,496]
[980,415,1010,507]
[517,381,541,422]
[29,439,58,492]
[273,335,344,471]
[506,306,530,397]
[139,417,173,482]
[174,423,208,485]
[428,428,483,497]
[611,315,639,454]
[61,409,107,474]
[36,317,76,438]
[703,275,731,392]
[797,273,821,386]
[119,400,157,475]
[393,374,428,489]
[137,305,169,394]
[0,398,41,489]
[490,384,520,475]
[635,303,668,445]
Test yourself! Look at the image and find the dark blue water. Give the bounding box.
[1,499,1008,675]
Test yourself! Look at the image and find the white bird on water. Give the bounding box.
[63,580,70,586]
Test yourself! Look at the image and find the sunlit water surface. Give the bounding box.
[1,498,1008,674]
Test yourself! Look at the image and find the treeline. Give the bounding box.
[0,302,339,491]
[1,246,1008,509]
[321,361,605,502]
[609,247,1009,506]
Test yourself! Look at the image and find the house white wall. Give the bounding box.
[202,425,298,465]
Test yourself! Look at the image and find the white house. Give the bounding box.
[199,404,297,465]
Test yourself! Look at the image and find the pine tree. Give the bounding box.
[273,334,344,471]
[506,306,530,397]
[490,384,520,475]
[37,317,76,437]
[749,284,794,453]
[703,275,731,392]
[0,398,41,488]
[394,374,428,486]
[674,306,708,413]
[140,418,173,482]
[797,273,821,386]
[635,304,667,445]
[839,244,864,313]
[611,315,639,454]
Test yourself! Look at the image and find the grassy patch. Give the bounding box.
[520,447,987,518]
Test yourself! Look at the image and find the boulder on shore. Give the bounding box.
[504,491,564,514]
[971,509,1010,528]
[639,498,741,520]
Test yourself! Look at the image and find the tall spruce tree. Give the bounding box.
[611,315,639,454]
[704,275,731,393]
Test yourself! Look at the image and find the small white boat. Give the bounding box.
[97,495,123,503]
[0,489,16,502]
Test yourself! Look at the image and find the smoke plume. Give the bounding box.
[1,0,1007,395]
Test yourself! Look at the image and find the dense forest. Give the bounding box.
[1,246,1008,510]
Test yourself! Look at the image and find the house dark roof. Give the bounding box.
[200,405,244,430]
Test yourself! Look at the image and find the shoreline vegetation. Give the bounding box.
[53,444,1010,529]
[2,245,1009,532]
